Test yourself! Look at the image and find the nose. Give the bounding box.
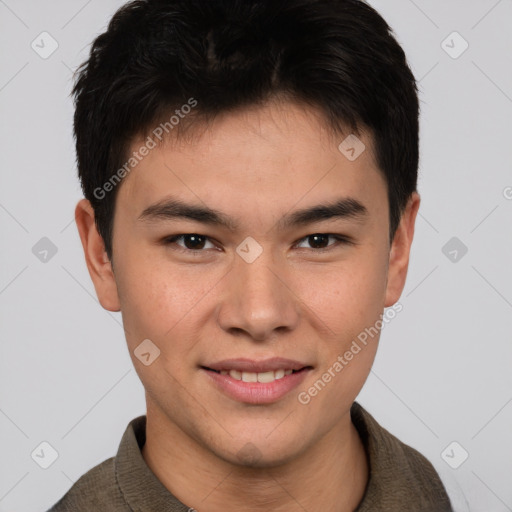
[216,248,300,341]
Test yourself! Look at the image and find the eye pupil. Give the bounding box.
[309,234,329,249]
[184,234,205,250]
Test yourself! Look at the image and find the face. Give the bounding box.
[77,99,419,467]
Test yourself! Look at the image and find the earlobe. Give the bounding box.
[74,198,121,312]
[384,192,421,308]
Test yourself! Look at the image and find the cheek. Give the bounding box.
[114,250,223,353]
[114,251,182,347]
[114,259,202,396]
[293,257,387,418]
[299,251,388,338]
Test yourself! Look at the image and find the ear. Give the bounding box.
[384,192,421,308]
[74,198,121,312]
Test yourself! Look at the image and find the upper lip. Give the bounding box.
[203,357,312,373]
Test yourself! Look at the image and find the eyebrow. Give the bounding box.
[137,195,368,231]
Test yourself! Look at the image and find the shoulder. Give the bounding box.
[351,401,453,512]
[46,456,128,512]
[46,415,148,511]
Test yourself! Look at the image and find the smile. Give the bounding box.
[206,368,303,383]
[201,366,312,404]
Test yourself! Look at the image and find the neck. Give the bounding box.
[141,402,368,512]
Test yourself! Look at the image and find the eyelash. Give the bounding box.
[162,233,354,255]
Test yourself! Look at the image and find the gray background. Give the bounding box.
[1,0,511,510]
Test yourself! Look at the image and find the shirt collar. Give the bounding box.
[113,401,441,511]
[114,415,191,511]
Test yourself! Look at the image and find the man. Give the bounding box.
[48,0,453,510]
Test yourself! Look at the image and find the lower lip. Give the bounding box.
[201,368,311,404]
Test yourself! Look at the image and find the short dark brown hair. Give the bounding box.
[72,0,420,262]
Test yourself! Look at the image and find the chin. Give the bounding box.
[214,434,307,469]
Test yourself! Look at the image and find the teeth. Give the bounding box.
[230,369,242,380]
[242,372,258,382]
[257,371,274,383]
[274,369,285,379]
[219,369,299,382]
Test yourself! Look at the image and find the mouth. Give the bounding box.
[199,361,314,404]
[201,366,312,383]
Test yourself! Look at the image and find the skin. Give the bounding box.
[75,99,420,512]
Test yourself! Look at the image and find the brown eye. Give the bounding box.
[163,234,215,252]
[307,234,330,249]
[181,234,207,250]
[295,233,353,251]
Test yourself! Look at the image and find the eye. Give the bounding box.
[295,233,353,251]
[162,232,354,255]
[163,234,217,253]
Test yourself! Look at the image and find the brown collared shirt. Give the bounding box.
[47,401,453,511]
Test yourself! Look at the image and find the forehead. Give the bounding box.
[116,100,384,223]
